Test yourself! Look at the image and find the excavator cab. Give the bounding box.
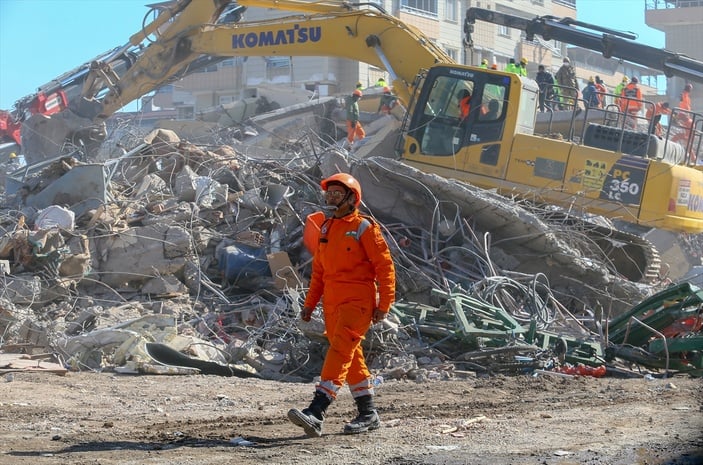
[400,63,703,234]
[402,65,537,178]
[405,66,511,157]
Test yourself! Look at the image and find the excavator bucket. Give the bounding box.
[21,111,106,165]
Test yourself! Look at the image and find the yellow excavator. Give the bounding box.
[4,0,703,239]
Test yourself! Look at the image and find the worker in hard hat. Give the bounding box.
[645,101,671,137]
[479,58,489,69]
[288,172,396,438]
[582,76,600,109]
[377,86,398,115]
[672,83,694,149]
[2,152,22,174]
[518,57,528,77]
[614,75,629,108]
[619,76,643,130]
[345,89,365,147]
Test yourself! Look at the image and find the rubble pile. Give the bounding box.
[1,128,701,380]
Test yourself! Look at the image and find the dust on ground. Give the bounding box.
[1,372,702,465]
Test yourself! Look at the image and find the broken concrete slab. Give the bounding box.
[94,224,194,288]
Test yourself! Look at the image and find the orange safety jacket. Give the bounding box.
[619,83,642,113]
[304,209,395,399]
[645,102,671,119]
[304,210,395,313]
[679,91,692,112]
[459,96,471,120]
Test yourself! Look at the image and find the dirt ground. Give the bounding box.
[1,371,702,465]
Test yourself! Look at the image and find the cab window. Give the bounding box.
[412,70,508,156]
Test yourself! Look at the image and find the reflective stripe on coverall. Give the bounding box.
[303,211,395,400]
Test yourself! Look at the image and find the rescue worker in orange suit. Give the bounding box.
[458,89,471,122]
[675,83,693,129]
[679,83,693,112]
[619,76,643,129]
[672,83,694,160]
[288,173,396,438]
[377,86,398,115]
[345,89,365,147]
[645,101,670,137]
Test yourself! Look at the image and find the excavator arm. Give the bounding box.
[7,0,451,158]
[96,0,451,120]
[465,7,703,83]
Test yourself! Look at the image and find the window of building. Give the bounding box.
[220,59,235,67]
[444,47,458,61]
[219,96,235,105]
[445,0,457,22]
[265,56,291,68]
[400,0,438,17]
[499,25,510,37]
[178,106,194,120]
[194,64,219,73]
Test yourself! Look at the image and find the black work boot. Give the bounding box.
[344,394,380,434]
[288,391,331,438]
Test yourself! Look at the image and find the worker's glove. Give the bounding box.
[351,121,357,129]
[372,308,388,324]
[301,306,314,322]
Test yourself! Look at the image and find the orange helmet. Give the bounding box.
[352,89,363,97]
[320,173,362,207]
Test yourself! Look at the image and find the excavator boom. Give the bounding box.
[465,7,703,83]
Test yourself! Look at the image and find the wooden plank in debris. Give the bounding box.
[267,251,305,290]
[0,353,67,375]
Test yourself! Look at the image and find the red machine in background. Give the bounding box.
[0,89,69,146]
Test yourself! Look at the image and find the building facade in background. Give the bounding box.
[149,0,698,117]
[645,0,703,112]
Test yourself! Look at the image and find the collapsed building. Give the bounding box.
[1,98,702,381]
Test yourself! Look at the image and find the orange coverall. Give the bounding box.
[619,83,642,114]
[303,211,395,400]
[459,95,471,121]
[645,102,671,136]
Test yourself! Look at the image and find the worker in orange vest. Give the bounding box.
[458,89,471,121]
[645,101,670,137]
[289,173,396,438]
[675,83,694,129]
[619,77,643,129]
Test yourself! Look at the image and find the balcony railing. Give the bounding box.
[646,0,703,9]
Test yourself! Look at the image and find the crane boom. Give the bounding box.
[465,7,703,83]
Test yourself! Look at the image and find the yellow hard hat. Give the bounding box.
[520,57,528,65]
[622,76,629,83]
[9,152,17,159]
[481,58,488,65]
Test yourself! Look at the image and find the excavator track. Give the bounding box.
[529,207,662,284]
